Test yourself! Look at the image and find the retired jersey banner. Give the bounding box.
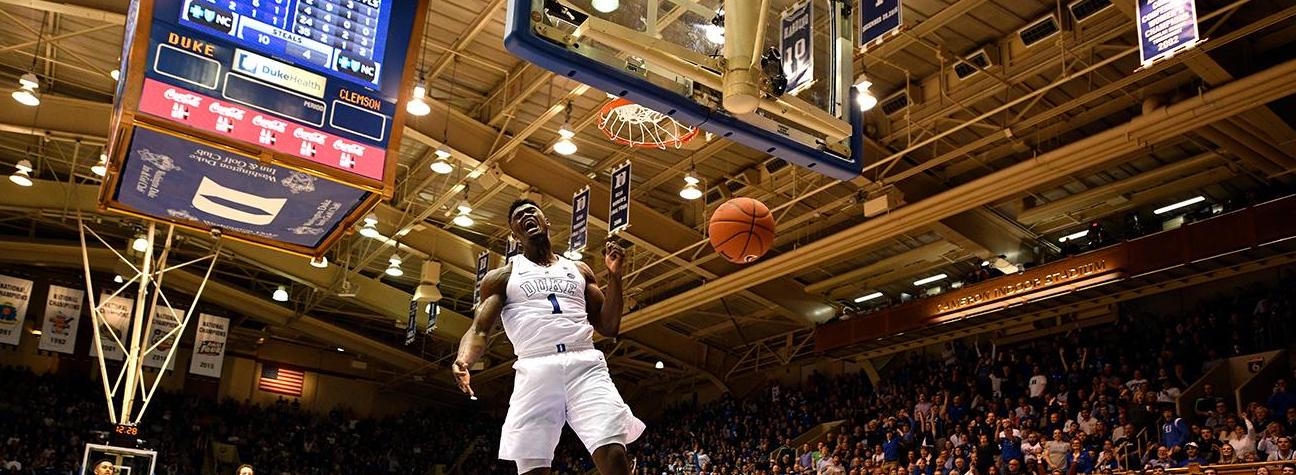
[570,187,590,252]
[506,236,522,258]
[861,0,902,50]
[405,300,417,346]
[143,306,185,370]
[91,293,134,361]
[609,162,632,235]
[0,275,33,346]
[472,251,489,308]
[38,285,84,354]
[781,1,814,93]
[425,302,439,335]
[1136,0,1199,67]
[189,313,228,378]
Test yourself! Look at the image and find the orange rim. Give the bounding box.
[597,98,700,149]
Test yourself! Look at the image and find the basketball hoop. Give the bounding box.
[597,99,700,150]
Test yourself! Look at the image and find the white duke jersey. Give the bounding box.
[501,254,594,356]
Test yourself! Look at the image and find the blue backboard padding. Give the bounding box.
[503,1,863,180]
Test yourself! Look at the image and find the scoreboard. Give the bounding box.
[101,0,427,256]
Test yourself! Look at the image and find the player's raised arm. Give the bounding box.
[453,266,509,397]
[582,241,625,338]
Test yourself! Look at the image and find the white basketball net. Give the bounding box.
[598,101,698,149]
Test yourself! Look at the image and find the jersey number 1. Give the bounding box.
[547,293,562,314]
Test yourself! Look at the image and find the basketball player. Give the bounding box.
[454,199,644,475]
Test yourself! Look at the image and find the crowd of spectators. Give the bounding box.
[632,270,1296,475]
[0,269,1292,475]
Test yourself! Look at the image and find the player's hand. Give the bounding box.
[604,240,625,278]
[453,360,475,398]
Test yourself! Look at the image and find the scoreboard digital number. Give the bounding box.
[120,0,424,190]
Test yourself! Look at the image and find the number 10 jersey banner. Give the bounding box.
[101,0,428,255]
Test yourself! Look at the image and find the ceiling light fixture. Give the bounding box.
[553,102,578,155]
[913,273,948,286]
[853,292,884,303]
[591,0,619,13]
[704,9,725,44]
[113,274,124,284]
[679,173,703,200]
[855,79,877,111]
[453,188,474,227]
[385,255,404,277]
[358,213,381,238]
[110,69,120,81]
[1153,196,1206,215]
[1057,230,1089,243]
[406,80,431,116]
[309,256,328,268]
[430,146,454,174]
[131,234,149,253]
[91,152,108,177]
[272,285,289,302]
[9,160,33,187]
[11,72,40,107]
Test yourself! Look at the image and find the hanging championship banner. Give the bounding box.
[609,162,632,235]
[91,293,134,362]
[861,0,902,50]
[425,303,439,335]
[405,300,417,346]
[143,306,185,370]
[38,285,84,354]
[781,0,814,94]
[1136,0,1199,67]
[0,275,33,346]
[472,251,490,308]
[506,236,522,259]
[571,187,590,253]
[189,314,228,378]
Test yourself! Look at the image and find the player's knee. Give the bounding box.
[517,459,552,475]
[593,442,628,460]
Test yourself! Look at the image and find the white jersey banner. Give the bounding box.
[91,293,134,361]
[0,275,34,346]
[143,306,186,370]
[189,313,229,378]
[38,285,84,354]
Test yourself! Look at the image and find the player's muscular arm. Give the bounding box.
[582,241,625,338]
[453,265,509,396]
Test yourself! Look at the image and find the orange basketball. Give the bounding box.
[709,197,777,264]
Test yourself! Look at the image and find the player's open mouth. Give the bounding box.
[521,217,542,235]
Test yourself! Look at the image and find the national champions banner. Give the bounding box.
[570,187,590,253]
[608,162,631,235]
[861,0,902,50]
[91,293,134,361]
[38,285,84,354]
[781,1,814,94]
[1136,0,1199,67]
[472,251,489,308]
[189,313,228,378]
[0,275,34,346]
[143,306,186,370]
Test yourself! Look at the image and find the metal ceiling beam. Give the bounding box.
[805,240,961,297]
[0,0,125,24]
[1018,152,1222,224]
[615,54,1296,333]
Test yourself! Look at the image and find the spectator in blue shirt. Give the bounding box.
[884,430,902,465]
[1160,406,1189,452]
[1064,439,1093,474]
[1177,443,1208,467]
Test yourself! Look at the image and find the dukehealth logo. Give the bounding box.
[232,49,326,98]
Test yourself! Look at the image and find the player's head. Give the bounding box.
[508,199,549,242]
[237,464,255,475]
[93,460,116,475]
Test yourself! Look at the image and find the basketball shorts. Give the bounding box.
[498,349,646,462]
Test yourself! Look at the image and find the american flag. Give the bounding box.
[258,365,305,397]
